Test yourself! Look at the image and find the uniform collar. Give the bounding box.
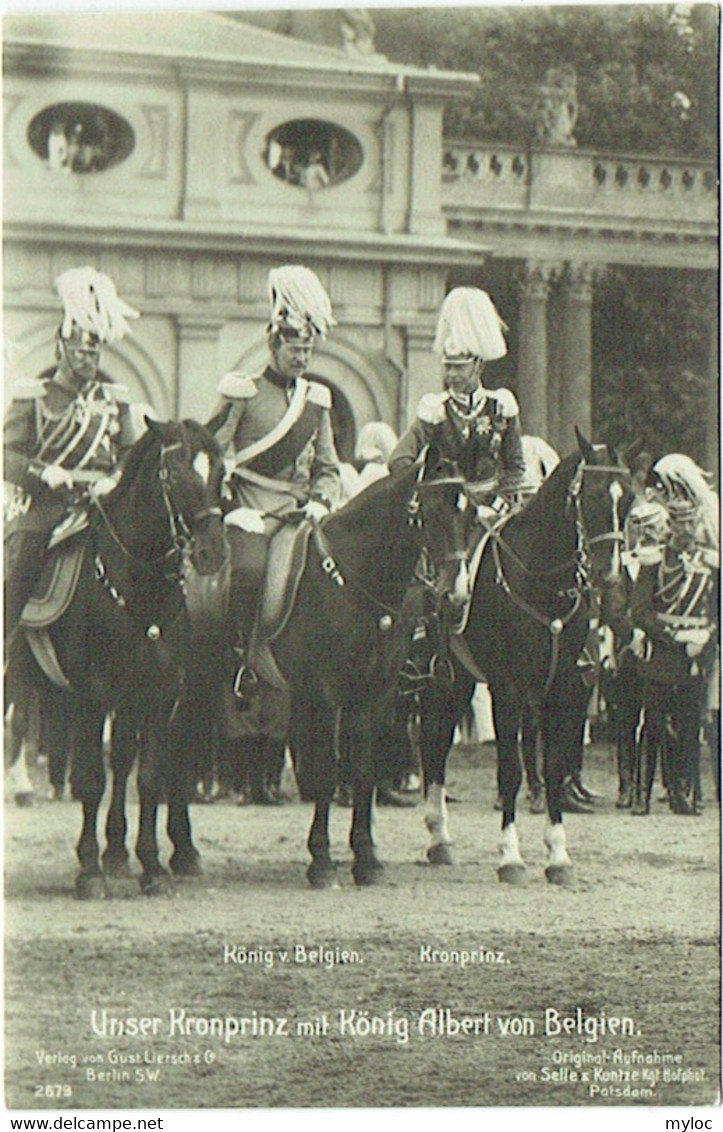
[448,383,487,413]
[265,364,295,392]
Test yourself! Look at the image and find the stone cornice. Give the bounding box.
[5,219,491,268]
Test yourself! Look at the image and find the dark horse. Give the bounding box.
[6,419,227,897]
[416,431,633,885]
[245,449,471,887]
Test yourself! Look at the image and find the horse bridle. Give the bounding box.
[486,457,628,695]
[314,471,469,630]
[94,430,222,580]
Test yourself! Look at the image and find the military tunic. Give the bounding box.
[4,371,140,533]
[389,385,525,494]
[209,365,340,535]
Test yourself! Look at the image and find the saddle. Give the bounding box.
[248,519,314,692]
[19,532,89,692]
[20,534,87,630]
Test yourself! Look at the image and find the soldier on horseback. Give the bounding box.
[631,455,719,815]
[206,265,341,699]
[4,267,145,639]
[389,286,526,509]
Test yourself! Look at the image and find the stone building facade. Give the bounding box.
[3,11,718,464]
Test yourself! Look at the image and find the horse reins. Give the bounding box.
[482,459,627,696]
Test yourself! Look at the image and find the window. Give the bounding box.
[27,102,135,174]
[265,120,363,190]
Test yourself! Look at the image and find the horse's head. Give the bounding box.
[146,418,227,576]
[569,428,634,588]
[414,445,472,608]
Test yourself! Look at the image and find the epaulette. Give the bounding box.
[307,381,333,410]
[9,378,48,401]
[417,390,449,425]
[216,371,259,400]
[489,388,519,418]
[101,381,132,404]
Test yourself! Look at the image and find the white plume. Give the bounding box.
[653,453,719,549]
[433,287,508,361]
[268,265,336,339]
[55,267,139,343]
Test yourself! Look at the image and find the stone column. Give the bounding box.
[407,101,445,236]
[706,271,719,483]
[400,326,438,431]
[517,261,555,439]
[175,316,225,421]
[557,263,594,452]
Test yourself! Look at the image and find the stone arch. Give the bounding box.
[232,334,397,442]
[5,318,171,416]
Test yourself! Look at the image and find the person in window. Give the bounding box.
[300,149,330,190]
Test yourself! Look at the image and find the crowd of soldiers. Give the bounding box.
[3,265,719,817]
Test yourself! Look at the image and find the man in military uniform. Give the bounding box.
[4,266,143,638]
[631,469,719,815]
[389,287,525,509]
[206,264,341,697]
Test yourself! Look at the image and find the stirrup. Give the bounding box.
[233,664,260,703]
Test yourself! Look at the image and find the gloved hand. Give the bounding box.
[39,465,74,491]
[224,507,266,534]
[674,628,710,647]
[303,500,329,524]
[629,628,646,658]
[91,476,118,498]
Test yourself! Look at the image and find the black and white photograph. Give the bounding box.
[2,1,720,1123]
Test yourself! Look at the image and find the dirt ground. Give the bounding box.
[4,740,720,1110]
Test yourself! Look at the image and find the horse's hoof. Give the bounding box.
[498,863,527,885]
[545,864,573,886]
[306,862,340,890]
[427,843,454,866]
[170,852,203,877]
[102,857,133,879]
[76,874,110,901]
[14,791,34,808]
[352,860,384,887]
[140,873,177,897]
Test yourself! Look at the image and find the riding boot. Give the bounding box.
[229,577,261,708]
[632,737,656,815]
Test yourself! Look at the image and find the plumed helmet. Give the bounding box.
[55,266,139,343]
[649,453,718,549]
[625,498,670,550]
[354,421,398,466]
[267,265,336,340]
[433,287,508,362]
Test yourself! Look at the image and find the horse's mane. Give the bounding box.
[110,426,160,505]
[327,463,417,532]
[109,419,220,506]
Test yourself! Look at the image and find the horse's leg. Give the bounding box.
[420,678,472,866]
[349,710,383,886]
[103,712,135,876]
[70,706,109,900]
[540,695,575,886]
[491,684,527,884]
[168,795,202,876]
[135,727,174,895]
[521,701,545,813]
[6,714,35,806]
[294,698,338,888]
[167,723,203,877]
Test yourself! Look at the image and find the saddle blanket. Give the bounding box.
[20,538,87,630]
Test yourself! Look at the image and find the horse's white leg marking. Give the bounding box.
[425,782,452,848]
[544,823,572,870]
[451,560,471,606]
[193,451,210,485]
[7,741,35,804]
[499,823,525,870]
